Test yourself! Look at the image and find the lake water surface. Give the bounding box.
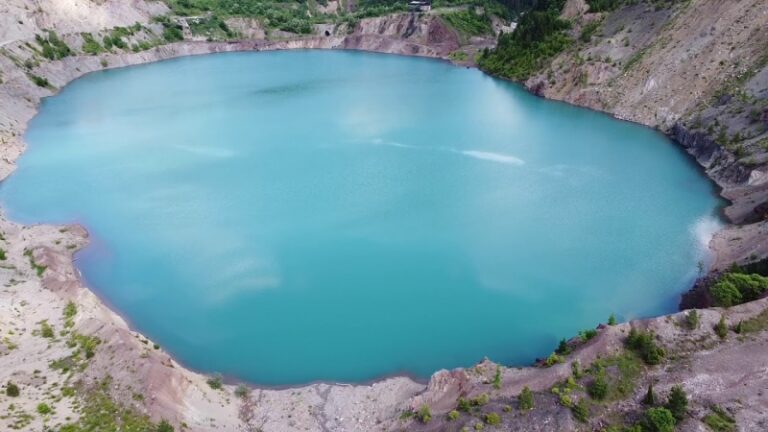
[1,51,722,385]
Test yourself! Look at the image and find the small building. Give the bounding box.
[408,0,431,12]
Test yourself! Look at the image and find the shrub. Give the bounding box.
[156,420,175,432]
[579,329,598,341]
[588,371,608,400]
[234,384,249,399]
[80,33,103,55]
[519,386,534,410]
[555,338,571,355]
[37,403,52,414]
[571,360,582,378]
[586,0,622,12]
[474,422,484,430]
[457,397,471,412]
[447,410,460,421]
[579,20,600,43]
[40,321,55,338]
[472,393,490,406]
[29,74,51,88]
[665,385,688,423]
[36,31,71,59]
[642,407,676,432]
[734,320,744,334]
[6,382,20,397]
[608,313,617,326]
[417,405,431,424]
[206,373,223,390]
[571,398,589,423]
[710,272,768,307]
[715,315,728,339]
[685,310,699,330]
[626,329,665,365]
[64,301,77,320]
[545,352,563,367]
[484,412,501,425]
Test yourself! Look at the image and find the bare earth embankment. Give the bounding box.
[0,0,767,431]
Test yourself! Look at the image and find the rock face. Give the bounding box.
[0,0,168,42]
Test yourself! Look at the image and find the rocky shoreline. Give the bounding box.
[1,1,767,430]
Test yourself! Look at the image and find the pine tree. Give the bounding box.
[642,382,656,406]
[519,386,534,411]
[715,315,728,339]
[665,385,688,423]
[588,371,608,400]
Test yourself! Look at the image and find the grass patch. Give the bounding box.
[702,406,736,432]
[23,249,47,276]
[590,352,643,400]
[739,306,768,333]
[441,9,493,36]
[579,20,600,43]
[448,50,469,62]
[58,378,174,432]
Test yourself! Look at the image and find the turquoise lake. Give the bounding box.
[1,50,722,385]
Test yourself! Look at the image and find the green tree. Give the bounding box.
[608,313,617,325]
[642,382,656,406]
[588,370,608,400]
[685,310,699,330]
[556,338,570,355]
[643,407,676,432]
[519,386,534,410]
[715,315,728,339]
[665,385,688,423]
